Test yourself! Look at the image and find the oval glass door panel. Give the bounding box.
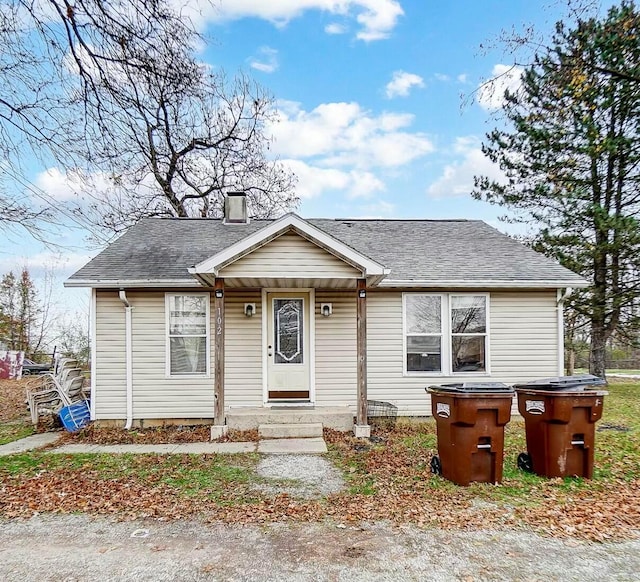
[274,299,303,364]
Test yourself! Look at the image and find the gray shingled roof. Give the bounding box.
[67,217,586,286]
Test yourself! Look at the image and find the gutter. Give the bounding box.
[377,279,589,289]
[65,278,199,289]
[118,290,134,430]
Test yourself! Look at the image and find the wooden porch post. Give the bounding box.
[355,278,370,437]
[211,278,227,438]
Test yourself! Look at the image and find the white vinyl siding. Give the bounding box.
[314,291,357,407]
[93,287,561,420]
[94,291,127,419]
[224,290,263,408]
[131,292,214,418]
[93,289,265,420]
[489,291,559,378]
[368,290,559,415]
[219,232,362,279]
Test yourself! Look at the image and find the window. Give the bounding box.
[404,293,488,375]
[166,294,209,376]
[405,295,443,372]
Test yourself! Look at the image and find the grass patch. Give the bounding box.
[0,421,34,445]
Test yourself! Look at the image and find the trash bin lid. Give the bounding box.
[514,374,606,392]
[428,382,514,394]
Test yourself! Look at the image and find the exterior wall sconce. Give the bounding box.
[215,289,224,298]
[244,303,256,317]
[358,289,366,298]
[321,303,333,317]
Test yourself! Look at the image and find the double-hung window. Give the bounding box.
[166,293,210,376]
[404,293,489,375]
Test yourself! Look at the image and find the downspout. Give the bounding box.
[119,290,134,430]
[557,288,573,375]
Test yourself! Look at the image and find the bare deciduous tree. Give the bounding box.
[1,0,298,239]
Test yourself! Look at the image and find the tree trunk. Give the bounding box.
[566,347,575,376]
[590,319,607,379]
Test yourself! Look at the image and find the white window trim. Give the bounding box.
[403,292,490,377]
[165,292,211,378]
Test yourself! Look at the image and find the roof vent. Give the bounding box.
[224,192,249,224]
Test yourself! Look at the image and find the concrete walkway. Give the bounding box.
[0,433,60,456]
[1,435,328,456]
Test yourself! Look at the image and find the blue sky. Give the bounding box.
[0,0,615,322]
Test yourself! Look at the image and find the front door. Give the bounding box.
[266,292,311,401]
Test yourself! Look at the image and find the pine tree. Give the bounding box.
[474,2,640,377]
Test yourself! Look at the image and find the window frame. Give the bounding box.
[165,292,211,378]
[402,293,447,375]
[402,292,490,376]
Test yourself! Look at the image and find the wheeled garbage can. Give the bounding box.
[427,383,514,486]
[514,375,608,479]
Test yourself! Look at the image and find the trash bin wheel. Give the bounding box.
[517,452,533,473]
[430,455,442,476]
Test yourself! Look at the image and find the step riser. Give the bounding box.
[227,407,354,432]
[259,423,323,439]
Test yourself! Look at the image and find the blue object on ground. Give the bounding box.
[59,401,91,432]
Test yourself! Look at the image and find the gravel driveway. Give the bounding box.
[1,515,638,581]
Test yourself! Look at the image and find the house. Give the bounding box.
[65,192,587,436]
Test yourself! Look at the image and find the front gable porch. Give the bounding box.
[188,214,388,438]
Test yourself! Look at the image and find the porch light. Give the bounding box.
[321,303,332,317]
[244,303,256,317]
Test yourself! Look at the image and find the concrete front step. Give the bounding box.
[259,423,323,439]
[227,406,354,431]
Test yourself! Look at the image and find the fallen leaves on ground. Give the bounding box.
[1,382,639,543]
[1,424,638,542]
[0,379,31,422]
[56,425,259,445]
[58,424,212,445]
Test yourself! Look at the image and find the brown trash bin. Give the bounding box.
[427,383,514,486]
[515,375,608,479]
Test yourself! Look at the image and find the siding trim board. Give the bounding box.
[90,288,97,421]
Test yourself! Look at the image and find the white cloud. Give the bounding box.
[427,136,505,199]
[325,22,347,35]
[269,101,434,168]
[282,159,385,199]
[34,168,83,202]
[477,64,523,110]
[457,73,468,84]
[434,73,450,82]
[180,0,403,41]
[33,168,116,204]
[0,251,94,279]
[248,46,279,73]
[385,70,425,98]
